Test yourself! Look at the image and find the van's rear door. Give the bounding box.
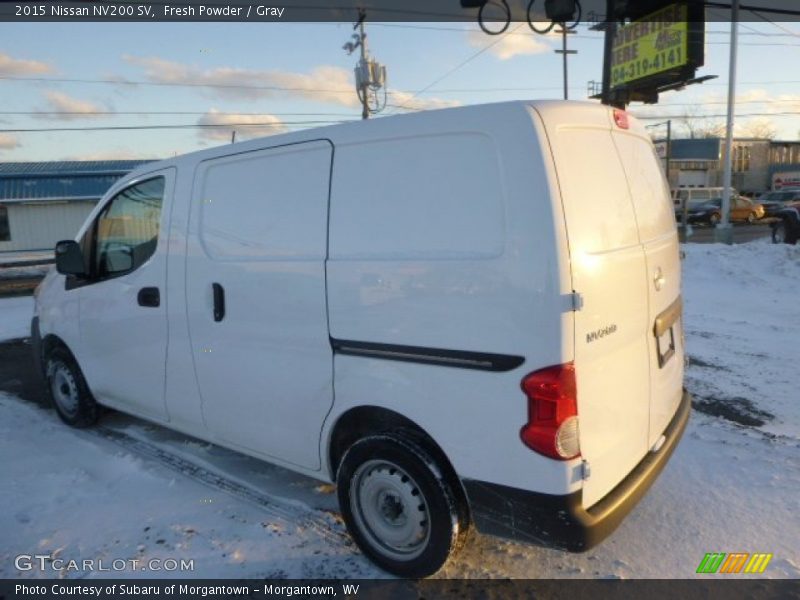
[535,104,651,507]
[610,120,684,450]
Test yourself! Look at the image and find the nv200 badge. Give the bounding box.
[586,324,618,344]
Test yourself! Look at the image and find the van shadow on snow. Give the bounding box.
[691,393,774,428]
[685,355,775,428]
[0,337,47,406]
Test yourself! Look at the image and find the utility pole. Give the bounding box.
[343,9,387,120]
[357,16,369,120]
[716,0,738,244]
[554,25,577,100]
[600,0,622,108]
[665,119,672,186]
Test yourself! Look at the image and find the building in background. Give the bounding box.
[0,161,153,253]
[654,138,800,195]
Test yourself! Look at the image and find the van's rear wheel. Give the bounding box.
[45,347,99,428]
[337,434,466,578]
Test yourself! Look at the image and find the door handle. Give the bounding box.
[212,282,225,322]
[137,287,160,308]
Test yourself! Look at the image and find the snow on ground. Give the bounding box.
[0,393,382,579]
[0,240,798,579]
[0,296,33,342]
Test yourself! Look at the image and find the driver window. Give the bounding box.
[93,177,164,277]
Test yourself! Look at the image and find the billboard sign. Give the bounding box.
[609,2,705,100]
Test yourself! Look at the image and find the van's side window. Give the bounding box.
[91,177,164,277]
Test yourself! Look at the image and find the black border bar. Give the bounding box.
[4,1,800,23]
[3,579,799,600]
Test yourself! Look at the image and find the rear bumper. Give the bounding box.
[463,389,691,552]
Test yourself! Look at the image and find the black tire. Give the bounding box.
[772,221,787,244]
[45,346,99,428]
[708,212,721,226]
[747,211,757,224]
[337,434,467,578]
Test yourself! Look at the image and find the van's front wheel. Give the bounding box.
[337,434,466,578]
[45,347,99,428]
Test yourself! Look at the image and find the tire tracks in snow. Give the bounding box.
[95,425,350,548]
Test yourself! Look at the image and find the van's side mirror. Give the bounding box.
[54,240,87,276]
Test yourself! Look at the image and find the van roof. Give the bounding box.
[123,100,632,181]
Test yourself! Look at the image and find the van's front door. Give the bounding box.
[77,170,174,420]
[185,141,334,471]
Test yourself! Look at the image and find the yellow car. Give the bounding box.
[679,196,765,225]
[731,195,765,223]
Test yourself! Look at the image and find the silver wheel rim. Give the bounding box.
[775,224,785,243]
[350,459,431,561]
[49,361,79,417]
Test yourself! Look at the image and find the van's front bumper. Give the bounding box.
[462,389,691,552]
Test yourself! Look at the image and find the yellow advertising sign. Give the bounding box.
[611,3,689,88]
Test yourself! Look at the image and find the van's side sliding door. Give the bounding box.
[185,140,334,470]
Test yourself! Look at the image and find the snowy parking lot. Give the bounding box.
[0,240,798,579]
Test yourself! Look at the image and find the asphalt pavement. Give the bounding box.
[680,223,773,244]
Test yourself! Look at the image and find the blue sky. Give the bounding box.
[1,19,800,161]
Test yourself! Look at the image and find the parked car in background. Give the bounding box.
[757,188,800,217]
[771,200,800,244]
[676,196,764,225]
[672,187,734,209]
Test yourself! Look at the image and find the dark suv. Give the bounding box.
[758,189,800,217]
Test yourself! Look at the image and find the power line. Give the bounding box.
[0,120,355,133]
[0,75,357,94]
[633,111,800,120]
[748,8,800,39]
[1,74,557,97]
[6,74,800,97]
[639,99,800,108]
[388,22,526,114]
[0,111,357,116]
[2,76,570,93]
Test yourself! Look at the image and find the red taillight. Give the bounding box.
[613,108,629,129]
[520,363,580,460]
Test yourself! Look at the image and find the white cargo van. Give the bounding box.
[33,101,689,577]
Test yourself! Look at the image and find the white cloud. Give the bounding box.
[196,109,287,142]
[387,92,462,112]
[123,55,357,105]
[122,55,458,112]
[0,133,20,150]
[0,52,53,76]
[466,29,551,60]
[38,91,106,119]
